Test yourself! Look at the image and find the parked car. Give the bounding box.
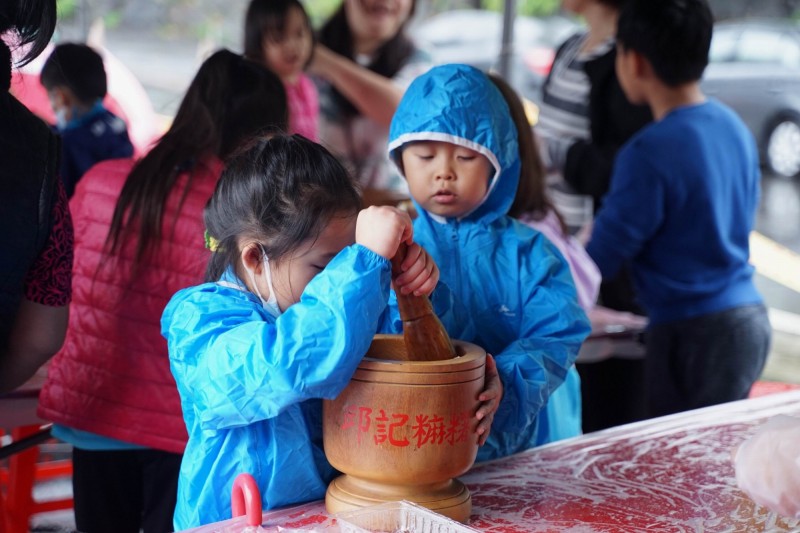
[410,10,580,105]
[702,19,800,177]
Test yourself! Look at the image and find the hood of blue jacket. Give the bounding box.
[388,63,520,224]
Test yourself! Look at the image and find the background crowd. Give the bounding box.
[1,0,791,530]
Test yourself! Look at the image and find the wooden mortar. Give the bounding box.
[323,335,486,522]
[324,243,483,522]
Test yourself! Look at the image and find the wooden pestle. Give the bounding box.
[391,242,457,361]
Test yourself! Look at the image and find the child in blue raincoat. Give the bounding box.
[388,64,591,461]
[161,135,500,529]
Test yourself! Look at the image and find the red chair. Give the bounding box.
[0,425,73,533]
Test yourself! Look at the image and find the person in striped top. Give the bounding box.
[537,0,651,236]
[535,0,653,432]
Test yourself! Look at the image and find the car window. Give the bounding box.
[412,10,502,48]
[710,27,739,62]
[778,33,800,67]
[736,28,796,65]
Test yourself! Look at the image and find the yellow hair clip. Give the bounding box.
[204,229,220,252]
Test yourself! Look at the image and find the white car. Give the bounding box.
[702,19,800,177]
[410,9,579,104]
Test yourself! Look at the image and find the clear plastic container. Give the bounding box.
[335,501,479,533]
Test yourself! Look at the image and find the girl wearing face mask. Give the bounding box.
[162,135,501,530]
[36,50,288,533]
[310,0,431,192]
[244,0,319,141]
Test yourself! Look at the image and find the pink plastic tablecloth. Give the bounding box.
[182,390,800,532]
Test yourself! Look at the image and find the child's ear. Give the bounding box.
[47,87,65,109]
[53,86,78,109]
[631,50,653,81]
[240,243,265,275]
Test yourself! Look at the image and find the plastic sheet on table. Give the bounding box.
[203,523,340,532]
[336,501,480,533]
[184,502,340,533]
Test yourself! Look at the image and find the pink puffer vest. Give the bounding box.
[38,157,223,453]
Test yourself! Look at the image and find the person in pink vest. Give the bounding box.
[37,49,288,533]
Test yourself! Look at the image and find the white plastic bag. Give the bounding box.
[734,415,800,518]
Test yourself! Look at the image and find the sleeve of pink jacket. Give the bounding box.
[520,209,601,312]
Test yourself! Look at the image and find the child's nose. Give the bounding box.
[435,162,455,181]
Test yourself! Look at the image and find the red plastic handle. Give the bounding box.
[231,473,262,527]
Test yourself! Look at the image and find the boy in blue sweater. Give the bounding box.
[586,0,771,418]
[41,43,133,197]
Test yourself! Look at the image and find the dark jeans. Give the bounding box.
[577,356,646,432]
[579,265,648,432]
[72,447,182,533]
[645,304,771,418]
[599,265,645,315]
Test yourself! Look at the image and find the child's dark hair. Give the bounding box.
[40,43,107,104]
[491,73,567,234]
[598,0,629,9]
[205,134,362,281]
[106,49,288,270]
[617,0,713,87]
[244,0,314,67]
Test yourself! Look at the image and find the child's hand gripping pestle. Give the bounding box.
[391,242,457,361]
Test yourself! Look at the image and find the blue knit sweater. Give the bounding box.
[587,99,763,325]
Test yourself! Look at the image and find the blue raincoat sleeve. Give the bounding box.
[485,235,590,458]
[164,244,391,430]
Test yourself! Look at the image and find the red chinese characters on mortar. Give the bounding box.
[341,405,472,448]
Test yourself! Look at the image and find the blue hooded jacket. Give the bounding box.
[58,102,133,198]
[162,244,411,529]
[389,64,591,461]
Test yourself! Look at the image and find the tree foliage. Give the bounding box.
[481,0,559,17]
[54,0,800,41]
[420,0,559,17]
[56,0,79,19]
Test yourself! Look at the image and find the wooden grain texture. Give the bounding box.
[323,336,486,522]
[390,242,456,361]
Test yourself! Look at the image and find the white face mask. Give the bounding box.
[55,107,68,130]
[246,246,282,318]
